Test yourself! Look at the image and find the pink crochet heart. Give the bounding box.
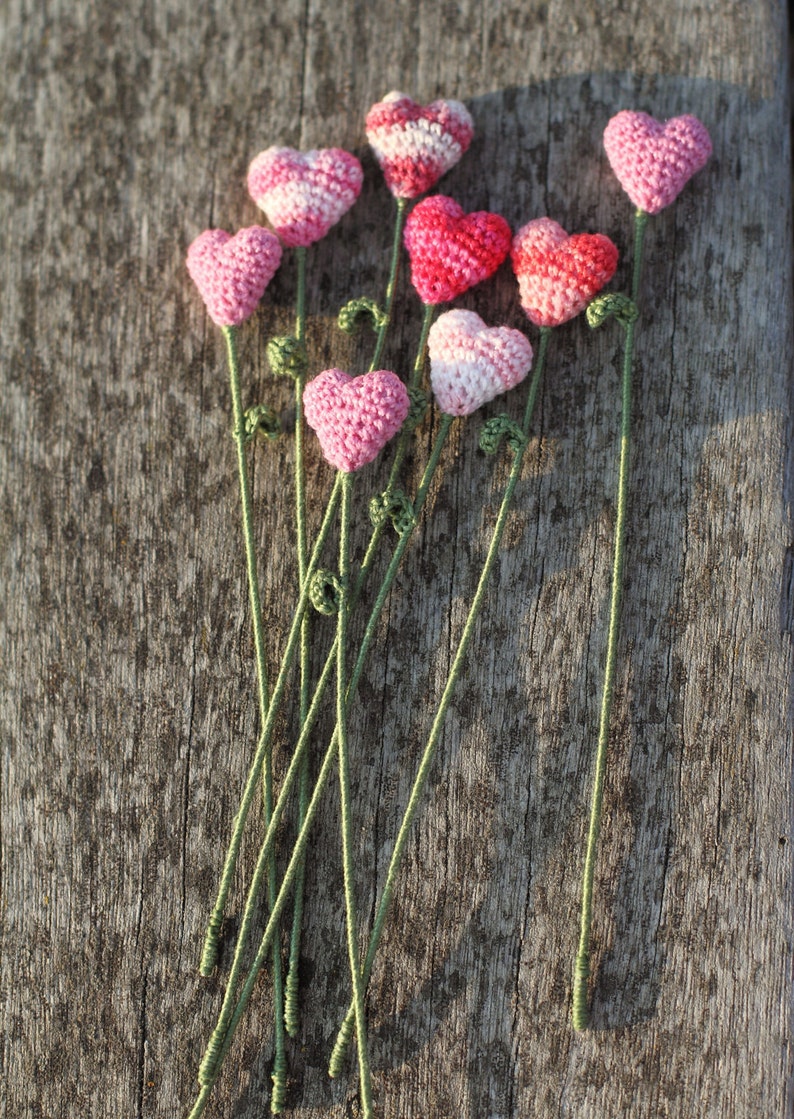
[428,310,533,416]
[186,227,283,327]
[303,369,410,473]
[511,218,619,328]
[365,91,474,198]
[404,195,512,305]
[603,111,712,214]
[247,147,363,247]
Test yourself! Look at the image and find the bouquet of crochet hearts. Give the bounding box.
[183,95,711,1117]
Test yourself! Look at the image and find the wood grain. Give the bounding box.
[1,2,791,1117]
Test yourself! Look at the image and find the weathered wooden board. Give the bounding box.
[1,2,791,1117]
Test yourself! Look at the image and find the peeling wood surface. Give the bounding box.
[1,2,792,1118]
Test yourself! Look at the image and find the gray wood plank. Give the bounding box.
[1,2,791,1117]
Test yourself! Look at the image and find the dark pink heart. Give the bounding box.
[186,227,282,326]
[603,111,712,213]
[365,91,474,198]
[403,195,511,304]
[303,369,410,473]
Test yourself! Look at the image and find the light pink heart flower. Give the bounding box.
[186,226,282,326]
[603,111,712,214]
[247,147,363,247]
[303,369,410,473]
[428,310,533,416]
[365,91,474,199]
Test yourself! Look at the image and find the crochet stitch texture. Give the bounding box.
[303,369,410,473]
[247,147,363,247]
[404,195,511,304]
[428,310,533,416]
[511,218,619,327]
[603,111,712,214]
[186,227,283,326]
[365,92,474,199]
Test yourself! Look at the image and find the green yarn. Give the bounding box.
[267,334,308,380]
[368,489,415,536]
[572,207,648,1032]
[586,292,639,330]
[478,414,527,456]
[337,296,388,335]
[309,568,343,615]
[243,403,281,442]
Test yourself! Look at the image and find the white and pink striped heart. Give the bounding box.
[366,92,474,199]
[247,146,363,247]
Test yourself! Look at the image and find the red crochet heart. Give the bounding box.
[511,218,619,328]
[403,195,511,305]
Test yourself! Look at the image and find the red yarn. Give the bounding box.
[403,195,511,305]
[511,218,618,328]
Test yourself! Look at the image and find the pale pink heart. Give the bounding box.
[247,147,363,247]
[365,91,474,198]
[302,369,410,473]
[427,310,533,416]
[603,110,712,214]
[186,226,282,326]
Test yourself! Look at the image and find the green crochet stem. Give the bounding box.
[198,475,342,979]
[219,326,286,1109]
[571,208,648,1031]
[336,471,373,1117]
[369,197,408,372]
[329,328,552,1076]
[284,246,312,1040]
[187,416,455,1119]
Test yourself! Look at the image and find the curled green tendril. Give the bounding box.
[368,489,416,536]
[243,404,281,442]
[586,293,639,330]
[479,414,528,456]
[404,387,429,432]
[309,569,344,615]
[267,335,309,379]
[337,297,389,336]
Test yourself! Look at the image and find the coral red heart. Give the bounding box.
[365,91,474,199]
[303,369,410,473]
[403,195,512,305]
[603,111,712,214]
[247,147,363,247]
[511,218,619,328]
[428,310,533,416]
[186,227,283,327]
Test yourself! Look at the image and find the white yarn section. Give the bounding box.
[428,309,533,417]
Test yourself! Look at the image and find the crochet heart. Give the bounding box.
[403,195,511,305]
[303,369,410,473]
[511,218,619,328]
[186,226,283,327]
[365,91,474,199]
[603,111,712,214]
[428,310,533,416]
[247,147,363,247]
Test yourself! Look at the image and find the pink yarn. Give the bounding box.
[365,91,474,198]
[247,147,363,247]
[186,227,283,327]
[303,369,410,473]
[428,310,533,416]
[511,218,619,328]
[603,111,712,214]
[403,195,511,305]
